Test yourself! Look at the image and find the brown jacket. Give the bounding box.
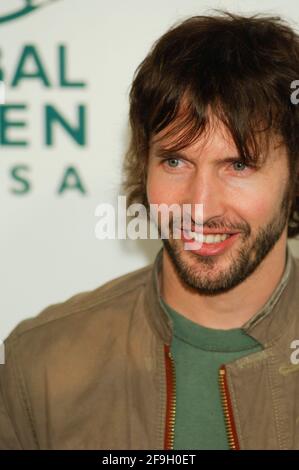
[1,246,299,450]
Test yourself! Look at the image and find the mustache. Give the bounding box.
[170,215,250,235]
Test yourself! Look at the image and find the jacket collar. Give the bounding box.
[144,244,298,347]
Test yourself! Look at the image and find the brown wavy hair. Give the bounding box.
[122,11,299,237]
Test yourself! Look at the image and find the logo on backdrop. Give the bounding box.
[0,0,89,197]
[0,0,60,25]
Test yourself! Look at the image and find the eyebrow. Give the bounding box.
[153,147,188,159]
[152,145,244,163]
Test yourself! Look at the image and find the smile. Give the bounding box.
[184,231,231,244]
[181,229,240,256]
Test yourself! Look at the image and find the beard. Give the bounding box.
[159,187,291,296]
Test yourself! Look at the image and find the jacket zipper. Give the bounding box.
[163,346,240,450]
[164,344,176,450]
[218,365,240,450]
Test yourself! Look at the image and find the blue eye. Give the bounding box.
[232,161,247,171]
[166,158,180,167]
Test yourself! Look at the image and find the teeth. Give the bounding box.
[186,231,231,243]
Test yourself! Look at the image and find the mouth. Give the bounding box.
[180,229,240,256]
[182,230,233,244]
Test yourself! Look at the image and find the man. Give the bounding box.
[1,11,299,450]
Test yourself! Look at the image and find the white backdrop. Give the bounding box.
[1,0,299,341]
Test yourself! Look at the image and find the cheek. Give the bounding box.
[146,166,184,205]
[146,169,160,205]
[228,179,279,223]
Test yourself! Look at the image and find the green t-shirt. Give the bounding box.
[160,297,263,450]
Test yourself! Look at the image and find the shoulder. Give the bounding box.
[0,261,156,449]
[7,262,154,345]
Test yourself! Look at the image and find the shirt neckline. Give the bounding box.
[160,296,262,352]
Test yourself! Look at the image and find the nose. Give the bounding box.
[187,167,226,224]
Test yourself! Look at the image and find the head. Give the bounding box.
[122,11,299,295]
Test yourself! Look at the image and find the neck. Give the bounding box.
[160,233,288,330]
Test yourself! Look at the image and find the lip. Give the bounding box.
[182,227,239,235]
[181,229,240,256]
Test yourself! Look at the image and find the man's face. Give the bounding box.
[146,115,291,295]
